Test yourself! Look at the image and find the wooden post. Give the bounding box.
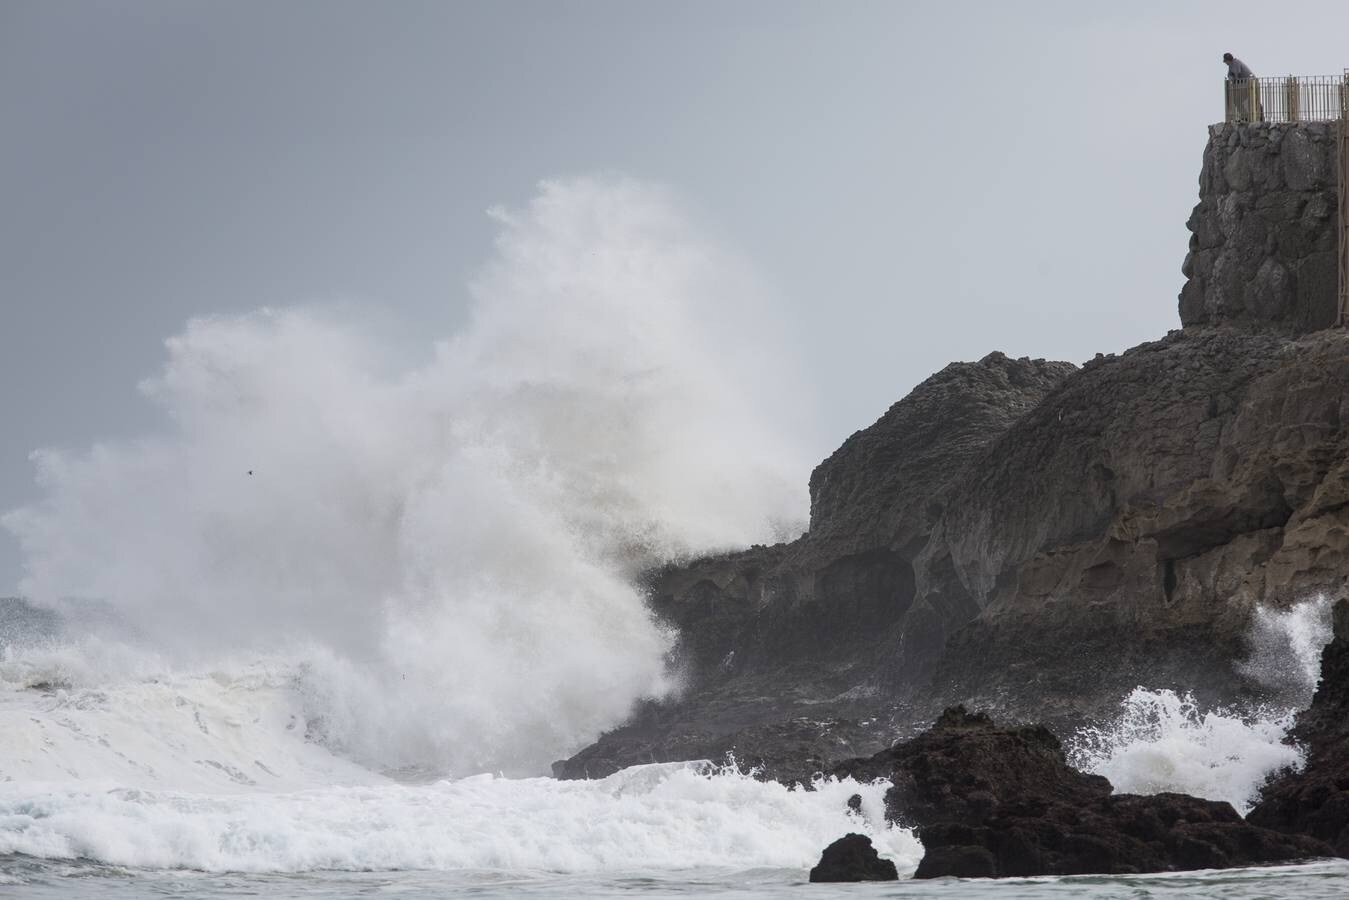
[1286,76,1300,123]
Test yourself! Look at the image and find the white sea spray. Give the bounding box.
[1,178,810,777]
[1069,688,1301,814]
[1070,596,1334,814]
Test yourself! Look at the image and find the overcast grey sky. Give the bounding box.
[3,0,1348,593]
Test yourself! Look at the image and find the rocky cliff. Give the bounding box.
[835,706,1329,878]
[931,325,1349,721]
[557,121,1348,780]
[1180,121,1340,333]
[556,353,1076,778]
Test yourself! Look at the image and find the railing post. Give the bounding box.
[1286,76,1300,122]
[1339,71,1349,326]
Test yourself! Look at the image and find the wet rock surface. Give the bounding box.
[833,707,1331,878]
[551,686,897,783]
[1249,600,1349,854]
[807,833,898,883]
[928,325,1349,722]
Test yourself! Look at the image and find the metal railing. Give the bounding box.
[1224,74,1348,124]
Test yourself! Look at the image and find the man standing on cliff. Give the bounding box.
[1223,53,1258,122]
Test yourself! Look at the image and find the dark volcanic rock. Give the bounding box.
[834,706,1111,823]
[915,792,1328,879]
[807,352,1077,565]
[807,833,898,883]
[1179,122,1340,333]
[1249,600,1349,854]
[929,326,1349,725]
[834,707,1330,878]
[552,699,894,784]
[745,352,1078,684]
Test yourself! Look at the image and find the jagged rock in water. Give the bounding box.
[832,707,1330,878]
[1179,122,1340,333]
[1249,600,1349,854]
[807,833,898,883]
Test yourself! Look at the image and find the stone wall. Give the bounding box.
[1179,121,1340,334]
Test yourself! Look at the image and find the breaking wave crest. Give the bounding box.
[1,177,809,777]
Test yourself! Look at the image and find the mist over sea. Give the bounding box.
[1,180,1342,898]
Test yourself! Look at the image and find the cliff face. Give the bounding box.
[806,355,1077,564]
[632,353,1077,688]
[933,326,1349,719]
[558,122,1349,778]
[1180,122,1340,333]
[556,354,1076,778]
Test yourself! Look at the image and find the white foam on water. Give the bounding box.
[0,651,381,792]
[0,763,919,875]
[1069,688,1301,814]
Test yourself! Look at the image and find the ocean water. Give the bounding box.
[6,859,1349,900]
[0,598,1338,899]
[2,180,1344,897]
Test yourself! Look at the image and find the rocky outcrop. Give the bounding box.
[562,327,1349,776]
[560,121,1349,783]
[740,352,1077,683]
[1180,122,1340,333]
[556,353,1076,779]
[1249,600,1349,852]
[561,323,1349,778]
[806,355,1076,565]
[552,704,893,782]
[807,833,898,883]
[833,707,1330,878]
[931,326,1349,722]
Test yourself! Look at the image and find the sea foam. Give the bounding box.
[0,763,918,874]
